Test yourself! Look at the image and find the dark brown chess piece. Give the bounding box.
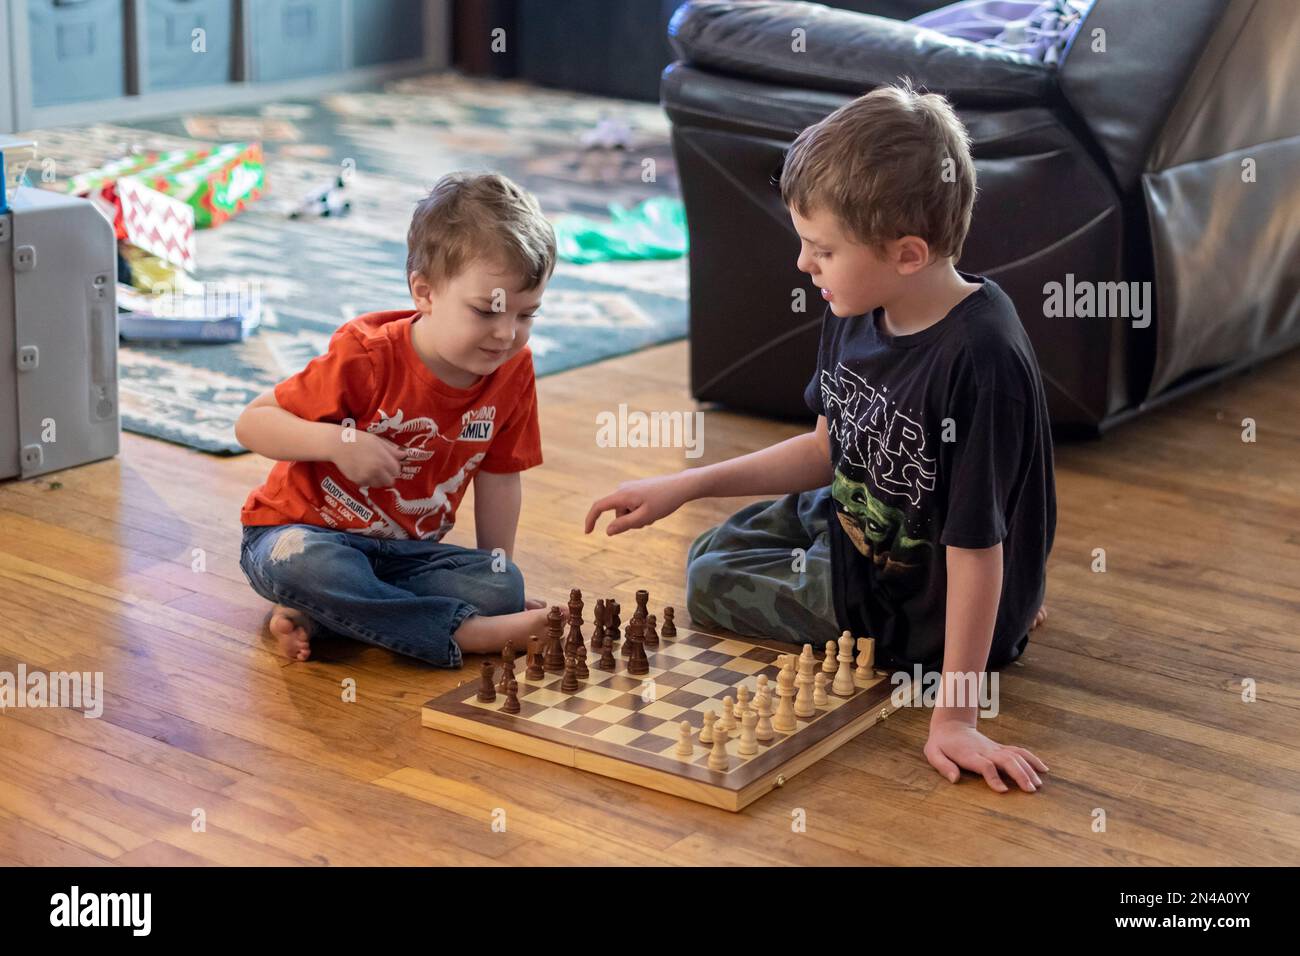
[607,600,621,647]
[568,588,584,627]
[627,620,650,676]
[560,655,580,693]
[644,613,659,649]
[592,599,607,650]
[477,659,496,702]
[574,647,589,680]
[525,636,544,680]
[634,589,650,623]
[564,614,585,659]
[543,605,566,672]
[502,678,520,714]
[498,641,516,693]
[597,634,616,671]
[662,606,677,638]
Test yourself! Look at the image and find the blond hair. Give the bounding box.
[407,172,557,290]
[780,83,976,260]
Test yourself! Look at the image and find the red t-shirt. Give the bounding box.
[241,310,543,540]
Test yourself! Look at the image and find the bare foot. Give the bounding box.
[1031,605,1048,630]
[455,606,561,656]
[265,605,317,662]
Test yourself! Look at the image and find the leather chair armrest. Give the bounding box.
[668,0,1054,108]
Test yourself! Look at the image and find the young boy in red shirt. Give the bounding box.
[237,172,555,666]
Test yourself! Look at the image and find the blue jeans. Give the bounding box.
[239,523,526,667]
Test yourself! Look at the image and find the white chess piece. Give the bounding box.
[822,640,837,675]
[814,671,829,706]
[833,630,857,696]
[700,710,716,744]
[735,685,752,725]
[738,709,759,755]
[676,720,694,756]
[773,663,797,732]
[708,714,729,770]
[794,651,816,718]
[720,695,737,733]
[855,636,875,682]
[756,688,774,741]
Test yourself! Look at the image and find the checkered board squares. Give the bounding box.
[422,626,905,812]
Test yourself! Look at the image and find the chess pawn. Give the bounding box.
[477,659,496,703]
[738,709,759,756]
[560,655,580,693]
[700,710,717,744]
[755,673,769,702]
[607,601,621,645]
[525,636,544,680]
[755,689,774,741]
[597,634,616,671]
[855,636,876,683]
[735,685,752,724]
[794,654,816,718]
[773,665,797,733]
[498,641,516,694]
[675,721,693,757]
[708,715,729,771]
[502,678,520,714]
[719,696,737,734]
[574,647,589,680]
[661,606,677,638]
[833,630,857,697]
[813,672,829,707]
[822,639,837,675]
[644,614,659,649]
[622,615,635,657]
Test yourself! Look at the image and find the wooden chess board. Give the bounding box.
[422,626,914,812]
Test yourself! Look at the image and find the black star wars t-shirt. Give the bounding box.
[804,275,1056,671]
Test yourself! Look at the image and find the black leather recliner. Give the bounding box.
[661,0,1300,432]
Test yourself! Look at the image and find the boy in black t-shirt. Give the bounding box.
[585,84,1054,793]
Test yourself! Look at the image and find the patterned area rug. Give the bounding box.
[26,73,686,453]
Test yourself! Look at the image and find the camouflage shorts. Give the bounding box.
[685,486,841,648]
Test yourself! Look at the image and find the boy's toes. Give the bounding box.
[1031,605,1048,629]
[267,606,316,661]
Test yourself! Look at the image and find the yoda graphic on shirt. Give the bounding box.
[831,470,933,590]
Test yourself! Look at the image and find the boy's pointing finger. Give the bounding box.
[583,497,612,534]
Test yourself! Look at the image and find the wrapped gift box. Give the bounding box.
[67,142,266,232]
[118,177,196,271]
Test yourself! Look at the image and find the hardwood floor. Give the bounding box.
[2,340,1298,866]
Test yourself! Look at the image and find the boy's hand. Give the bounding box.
[924,720,1048,793]
[331,430,407,488]
[585,473,693,536]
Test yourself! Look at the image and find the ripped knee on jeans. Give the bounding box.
[268,527,310,563]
